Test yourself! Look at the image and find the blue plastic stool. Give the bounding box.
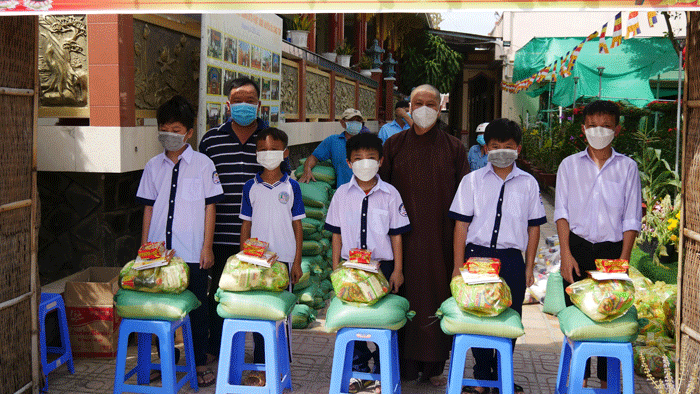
[113,316,198,394]
[216,318,292,394]
[445,334,514,394]
[556,337,635,394]
[39,293,75,391]
[328,328,401,394]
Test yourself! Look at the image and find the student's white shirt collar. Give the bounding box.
[481,162,527,183]
[160,144,194,165]
[348,175,390,195]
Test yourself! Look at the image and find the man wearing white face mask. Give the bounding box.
[299,108,366,187]
[554,100,641,388]
[449,118,546,394]
[380,84,469,387]
[199,77,268,361]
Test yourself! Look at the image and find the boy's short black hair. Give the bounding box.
[225,77,260,98]
[157,95,195,130]
[395,100,409,109]
[484,118,522,145]
[256,127,288,149]
[582,100,620,125]
[346,133,383,160]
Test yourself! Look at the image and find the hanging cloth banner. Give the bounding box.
[627,11,641,38]
[648,11,658,27]
[599,22,610,54]
[611,12,624,48]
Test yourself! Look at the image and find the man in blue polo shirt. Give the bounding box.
[378,100,412,144]
[298,108,365,187]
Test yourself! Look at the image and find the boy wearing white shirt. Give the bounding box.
[449,118,546,394]
[324,133,411,389]
[554,100,642,388]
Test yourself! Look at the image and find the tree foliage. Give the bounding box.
[398,30,463,95]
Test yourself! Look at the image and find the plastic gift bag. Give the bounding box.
[566,278,635,322]
[330,266,389,306]
[450,276,512,317]
[218,255,289,292]
[119,256,189,294]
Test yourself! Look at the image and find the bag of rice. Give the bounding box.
[436,297,524,338]
[215,289,297,320]
[330,266,390,306]
[291,304,316,329]
[218,255,289,292]
[294,164,336,186]
[119,256,190,294]
[566,278,635,322]
[298,181,331,208]
[115,289,200,321]
[324,294,413,332]
[450,276,512,317]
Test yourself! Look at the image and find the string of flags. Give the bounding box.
[502,10,660,93]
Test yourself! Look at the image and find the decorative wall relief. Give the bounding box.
[305,70,330,117]
[359,86,376,120]
[38,15,89,107]
[134,20,200,111]
[334,79,354,118]
[281,62,298,118]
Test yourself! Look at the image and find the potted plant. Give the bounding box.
[288,15,312,48]
[335,41,354,68]
[357,54,372,77]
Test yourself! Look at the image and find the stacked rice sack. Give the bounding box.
[216,238,297,321]
[291,160,337,328]
[115,242,200,321]
[628,266,677,378]
[325,249,413,332]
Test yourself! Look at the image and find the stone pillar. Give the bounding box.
[298,60,307,121]
[87,14,135,127]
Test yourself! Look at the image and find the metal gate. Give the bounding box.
[0,16,40,394]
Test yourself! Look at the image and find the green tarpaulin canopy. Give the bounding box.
[513,36,679,107]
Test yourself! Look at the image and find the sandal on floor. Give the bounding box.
[348,378,363,394]
[197,369,216,387]
[243,371,266,387]
[514,384,524,393]
[149,370,161,383]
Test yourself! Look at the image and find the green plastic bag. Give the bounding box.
[450,276,512,317]
[302,218,324,238]
[119,257,190,294]
[218,256,289,292]
[324,294,414,332]
[294,281,321,306]
[566,278,635,322]
[294,165,336,185]
[331,266,390,306]
[319,238,331,252]
[114,289,200,321]
[542,271,566,316]
[305,206,327,221]
[291,304,316,329]
[557,305,639,342]
[302,241,323,256]
[298,181,331,208]
[299,158,334,168]
[215,289,297,320]
[436,297,525,338]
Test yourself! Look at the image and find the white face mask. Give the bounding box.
[411,106,439,129]
[585,126,615,150]
[351,159,379,182]
[158,131,186,152]
[256,150,285,170]
[487,149,518,168]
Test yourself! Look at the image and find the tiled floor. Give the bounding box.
[43,190,658,394]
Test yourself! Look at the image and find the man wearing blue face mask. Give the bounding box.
[199,77,268,362]
[468,122,489,171]
[299,108,366,187]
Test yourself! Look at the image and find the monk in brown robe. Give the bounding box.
[379,84,469,386]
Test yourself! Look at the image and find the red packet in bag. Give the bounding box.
[138,242,165,260]
[464,257,501,275]
[595,259,629,273]
[242,238,269,257]
[349,248,372,264]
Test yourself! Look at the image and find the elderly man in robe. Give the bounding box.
[380,84,469,386]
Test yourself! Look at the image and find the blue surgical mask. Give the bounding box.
[346,121,362,135]
[476,134,485,146]
[229,103,258,126]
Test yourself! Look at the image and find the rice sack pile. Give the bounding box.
[565,259,635,322]
[291,161,337,320]
[325,249,413,332]
[116,242,199,320]
[628,266,677,378]
[215,238,296,320]
[450,257,513,317]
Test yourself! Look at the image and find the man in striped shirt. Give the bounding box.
[199,76,267,359]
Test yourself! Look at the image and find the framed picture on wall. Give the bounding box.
[206,102,222,130]
[223,35,237,64]
[207,28,222,59]
[238,40,251,68]
[206,66,222,96]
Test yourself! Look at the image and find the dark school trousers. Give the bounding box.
[464,244,526,382]
[352,260,395,374]
[562,231,623,381]
[209,243,240,357]
[188,262,211,366]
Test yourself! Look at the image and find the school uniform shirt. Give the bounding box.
[311,132,354,187]
[324,175,411,261]
[136,145,225,262]
[199,118,266,247]
[554,148,642,243]
[448,163,547,251]
[240,173,306,263]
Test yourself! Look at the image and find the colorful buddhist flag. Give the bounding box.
[648,11,658,27]
[536,66,550,83]
[626,11,641,38]
[611,12,623,48]
[599,22,610,54]
[559,52,570,77]
[585,31,599,42]
[550,60,558,83]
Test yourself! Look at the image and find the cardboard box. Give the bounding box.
[63,267,122,358]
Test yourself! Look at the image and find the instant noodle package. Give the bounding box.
[241,238,269,258]
[450,276,512,317]
[464,257,501,275]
